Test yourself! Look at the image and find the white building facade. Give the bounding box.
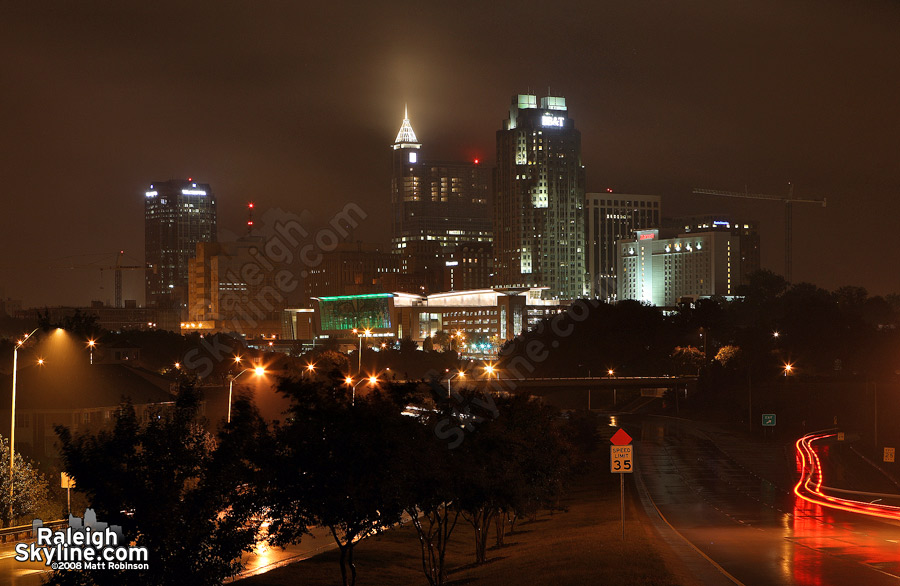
[617,230,740,307]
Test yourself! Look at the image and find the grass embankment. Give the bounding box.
[242,458,691,586]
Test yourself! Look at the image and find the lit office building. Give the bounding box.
[144,179,217,311]
[493,94,587,299]
[665,215,760,285]
[585,192,661,301]
[390,108,492,294]
[618,229,741,307]
[443,242,493,291]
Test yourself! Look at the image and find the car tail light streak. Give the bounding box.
[794,432,900,520]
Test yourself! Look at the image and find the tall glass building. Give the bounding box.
[390,108,492,294]
[144,179,217,311]
[493,94,587,299]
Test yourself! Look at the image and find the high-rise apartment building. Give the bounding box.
[144,179,217,311]
[585,192,661,301]
[665,215,760,285]
[390,108,491,294]
[493,94,587,299]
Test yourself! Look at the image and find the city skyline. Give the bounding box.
[3,1,899,306]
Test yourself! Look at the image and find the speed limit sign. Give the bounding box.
[610,445,633,473]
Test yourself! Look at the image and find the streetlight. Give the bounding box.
[87,339,96,365]
[448,370,465,398]
[483,364,498,385]
[227,366,266,423]
[305,363,316,378]
[608,368,618,405]
[784,363,793,376]
[345,375,378,406]
[353,328,372,375]
[10,328,37,522]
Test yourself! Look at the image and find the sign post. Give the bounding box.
[885,447,895,463]
[610,428,633,540]
[60,472,75,516]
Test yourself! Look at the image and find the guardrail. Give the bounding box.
[0,519,67,544]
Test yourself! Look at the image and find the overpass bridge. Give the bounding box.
[463,375,698,410]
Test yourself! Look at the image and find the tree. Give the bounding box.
[452,393,572,564]
[714,345,743,369]
[267,380,406,586]
[48,385,267,586]
[392,401,462,586]
[0,436,54,527]
[432,330,451,351]
[37,309,103,339]
[670,346,705,374]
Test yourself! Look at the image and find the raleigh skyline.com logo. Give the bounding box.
[15,509,149,571]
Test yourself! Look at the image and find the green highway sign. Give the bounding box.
[762,414,776,427]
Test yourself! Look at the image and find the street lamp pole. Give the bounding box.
[347,376,377,406]
[448,371,464,398]
[227,366,265,423]
[10,328,37,522]
[353,328,372,376]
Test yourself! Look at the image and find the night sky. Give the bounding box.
[3,0,899,306]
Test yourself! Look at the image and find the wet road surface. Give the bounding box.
[634,416,900,585]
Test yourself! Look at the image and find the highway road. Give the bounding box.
[633,416,900,585]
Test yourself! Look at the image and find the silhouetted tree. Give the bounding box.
[48,385,267,586]
[267,379,406,586]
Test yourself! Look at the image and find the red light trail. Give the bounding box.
[794,432,900,520]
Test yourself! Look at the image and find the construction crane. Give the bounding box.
[53,251,150,308]
[692,184,826,283]
[102,251,149,309]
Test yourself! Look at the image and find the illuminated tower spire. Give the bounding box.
[393,105,421,149]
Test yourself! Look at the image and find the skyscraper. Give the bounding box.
[144,179,217,311]
[585,192,661,300]
[390,108,491,294]
[493,94,587,299]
